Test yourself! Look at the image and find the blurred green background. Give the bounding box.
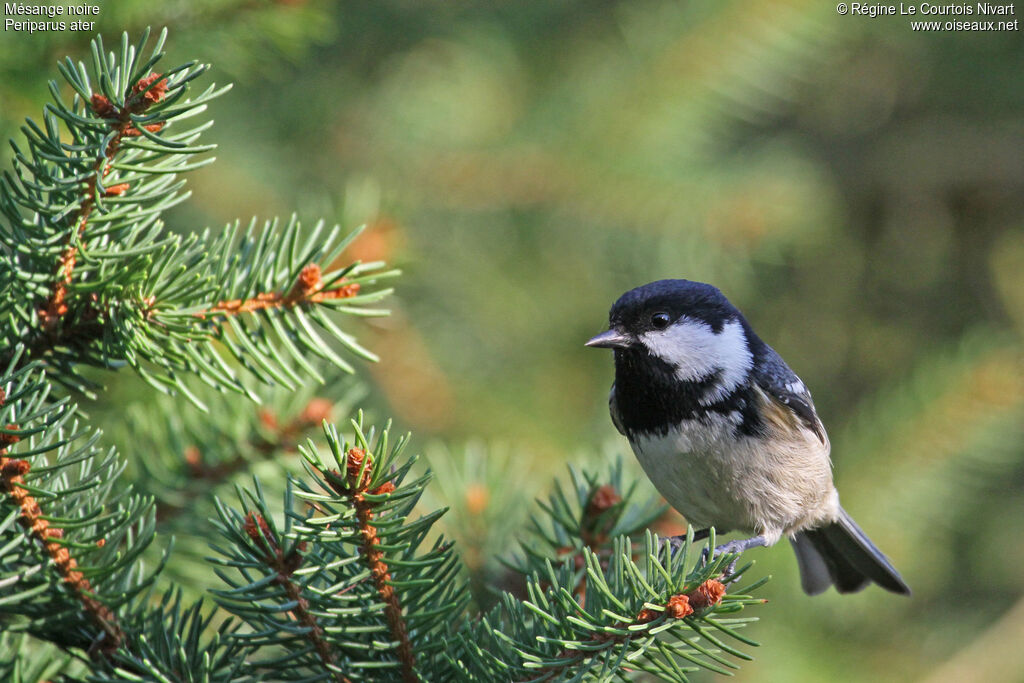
[2,1,1022,681]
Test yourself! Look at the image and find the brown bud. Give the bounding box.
[90,93,117,118]
[298,264,323,294]
[1,425,21,447]
[1,459,30,477]
[258,409,279,431]
[332,282,361,298]
[346,448,372,488]
[688,579,726,610]
[183,446,203,477]
[586,485,621,516]
[635,608,657,623]
[665,594,693,619]
[131,73,168,109]
[370,481,395,496]
[123,122,166,137]
[244,512,275,548]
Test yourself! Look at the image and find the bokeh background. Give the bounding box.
[2,2,1023,681]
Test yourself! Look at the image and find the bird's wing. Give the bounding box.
[752,346,827,444]
[609,384,626,435]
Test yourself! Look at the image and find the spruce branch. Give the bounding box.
[326,444,415,683]
[1,28,224,372]
[134,378,361,526]
[209,482,356,682]
[210,418,466,682]
[452,531,765,682]
[155,396,331,522]
[0,455,125,652]
[0,29,395,403]
[440,460,763,681]
[0,352,158,657]
[201,263,362,318]
[244,509,348,683]
[513,461,669,603]
[77,589,247,683]
[42,69,171,335]
[101,368,368,566]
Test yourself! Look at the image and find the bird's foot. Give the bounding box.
[664,535,686,554]
[700,535,768,579]
[662,528,710,556]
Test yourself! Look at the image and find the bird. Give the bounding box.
[586,279,910,595]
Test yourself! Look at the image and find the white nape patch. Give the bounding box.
[786,380,807,396]
[639,317,752,404]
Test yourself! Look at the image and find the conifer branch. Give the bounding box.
[528,579,728,682]
[41,73,169,336]
[0,452,125,652]
[0,386,126,654]
[155,396,334,522]
[331,446,416,683]
[517,463,667,602]
[199,263,361,319]
[1,29,394,401]
[243,512,351,683]
[562,483,627,601]
[0,357,160,663]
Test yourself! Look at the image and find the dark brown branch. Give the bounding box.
[0,428,125,652]
[336,447,416,683]
[244,513,352,683]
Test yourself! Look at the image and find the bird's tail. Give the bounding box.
[789,507,911,596]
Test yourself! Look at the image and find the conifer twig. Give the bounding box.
[41,74,169,335]
[335,447,417,683]
[0,426,124,653]
[243,512,351,683]
[197,264,360,319]
[528,579,728,682]
[156,397,333,522]
[560,483,625,601]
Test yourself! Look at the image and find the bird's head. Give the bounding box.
[586,279,754,387]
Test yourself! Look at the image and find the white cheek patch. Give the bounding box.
[640,317,753,403]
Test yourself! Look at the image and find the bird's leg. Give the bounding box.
[701,535,768,578]
[663,528,710,553]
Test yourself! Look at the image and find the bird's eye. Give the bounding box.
[650,312,671,330]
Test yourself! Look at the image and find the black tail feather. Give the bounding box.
[791,507,910,596]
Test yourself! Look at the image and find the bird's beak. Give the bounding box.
[585,328,633,349]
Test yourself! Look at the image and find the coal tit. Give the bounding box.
[587,279,910,595]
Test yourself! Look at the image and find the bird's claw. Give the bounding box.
[661,528,710,556]
[662,536,737,577]
[662,531,753,580]
[699,539,757,580]
[662,534,687,555]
